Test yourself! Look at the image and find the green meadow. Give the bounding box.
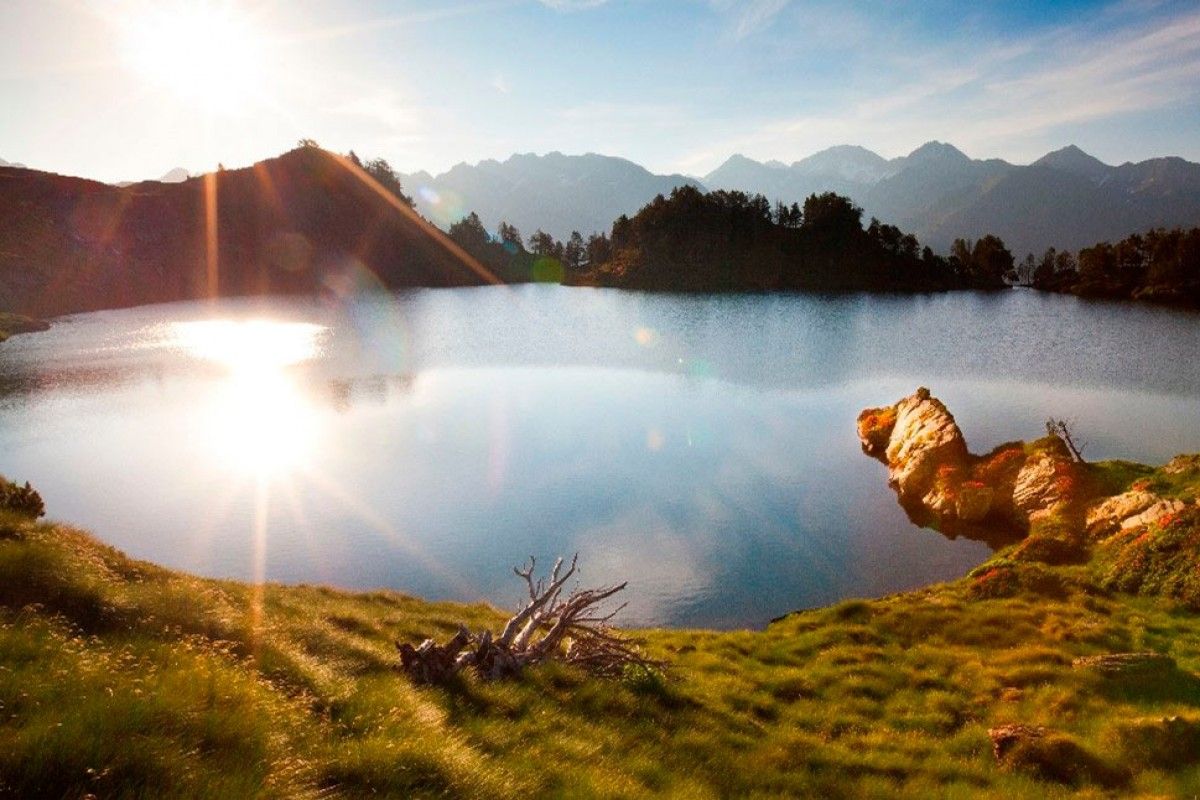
[2,445,1200,799]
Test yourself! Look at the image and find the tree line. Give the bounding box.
[561,186,1011,292]
[1018,227,1200,305]
[451,187,1014,292]
[313,140,1197,304]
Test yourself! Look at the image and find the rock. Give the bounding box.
[858,389,1059,541]
[1012,441,1077,518]
[1119,498,1187,531]
[1164,454,1200,475]
[956,483,995,522]
[883,389,970,490]
[989,725,1128,787]
[988,724,1045,762]
[1071,652,1176,677]
[857,388,971,521]
[1086,490,1160,535]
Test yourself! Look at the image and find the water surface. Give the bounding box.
[2,286,1198,628]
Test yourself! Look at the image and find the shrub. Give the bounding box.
[0,476,44,519]
[1095,506,1200,607]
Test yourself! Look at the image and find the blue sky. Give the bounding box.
[1,0,1198,181]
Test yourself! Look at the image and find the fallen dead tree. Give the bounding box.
[397,554,662,683]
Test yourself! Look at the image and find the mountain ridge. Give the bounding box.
[699,142,1200,255]
[402,151,702,241]
[0,147,501,317]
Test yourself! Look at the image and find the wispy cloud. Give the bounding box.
[537,0,609,9]
[683,1,1200,169]
[710,0,792,40]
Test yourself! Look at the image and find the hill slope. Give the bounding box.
[0,147,500,318]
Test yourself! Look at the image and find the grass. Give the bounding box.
[3,507,1200,799]
[0,312,48,343]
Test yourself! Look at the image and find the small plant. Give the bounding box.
[0,476,44,519]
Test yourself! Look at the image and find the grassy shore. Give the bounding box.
[0,312,49,343]
[2,456,1200,798]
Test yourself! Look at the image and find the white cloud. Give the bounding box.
[679,1,1200,169]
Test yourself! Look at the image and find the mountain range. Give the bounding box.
[404,143,1200,256]
[402,152,701,244]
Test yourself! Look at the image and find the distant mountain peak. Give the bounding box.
[905,141,969,163]
[792,145,891,181]
[720,153,761,168]
[1033,145,1111,182]
[159,167,189,183]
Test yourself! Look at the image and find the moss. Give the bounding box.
[1093,506,1200,608]
[1107,716,1200,769]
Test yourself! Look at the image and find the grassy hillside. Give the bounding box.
[0,147,506,318]
[3,452,1200,799]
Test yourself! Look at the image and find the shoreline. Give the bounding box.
[3,274,1198,333]
[0,311,49,342]
[2,409,1200,795]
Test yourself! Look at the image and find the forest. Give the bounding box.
[1022,227,1200,305]
[449,185,1015,293]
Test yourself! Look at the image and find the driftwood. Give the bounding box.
[397,554,661,683]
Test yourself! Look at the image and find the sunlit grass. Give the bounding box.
[4,510,1200,796]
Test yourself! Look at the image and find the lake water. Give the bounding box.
[1,286,1198,628]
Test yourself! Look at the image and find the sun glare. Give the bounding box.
[173,320,326,475]
[118,1,270,112]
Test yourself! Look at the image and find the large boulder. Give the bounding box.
[858,387,969,517]
[858,388,1071,541]
[1012,438,1079,520]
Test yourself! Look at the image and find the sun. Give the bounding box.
[118,1,270,113]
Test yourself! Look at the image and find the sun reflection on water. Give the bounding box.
[172,320,326,476]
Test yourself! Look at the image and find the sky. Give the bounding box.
[1,0,1199,182]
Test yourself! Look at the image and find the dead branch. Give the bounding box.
[397,554,662,684]
[1045,417,1087,463]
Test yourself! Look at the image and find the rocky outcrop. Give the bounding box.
[858,388,1079,541]
[1072,652,1177,677]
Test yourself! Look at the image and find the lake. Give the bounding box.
[1,286,1198,628]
